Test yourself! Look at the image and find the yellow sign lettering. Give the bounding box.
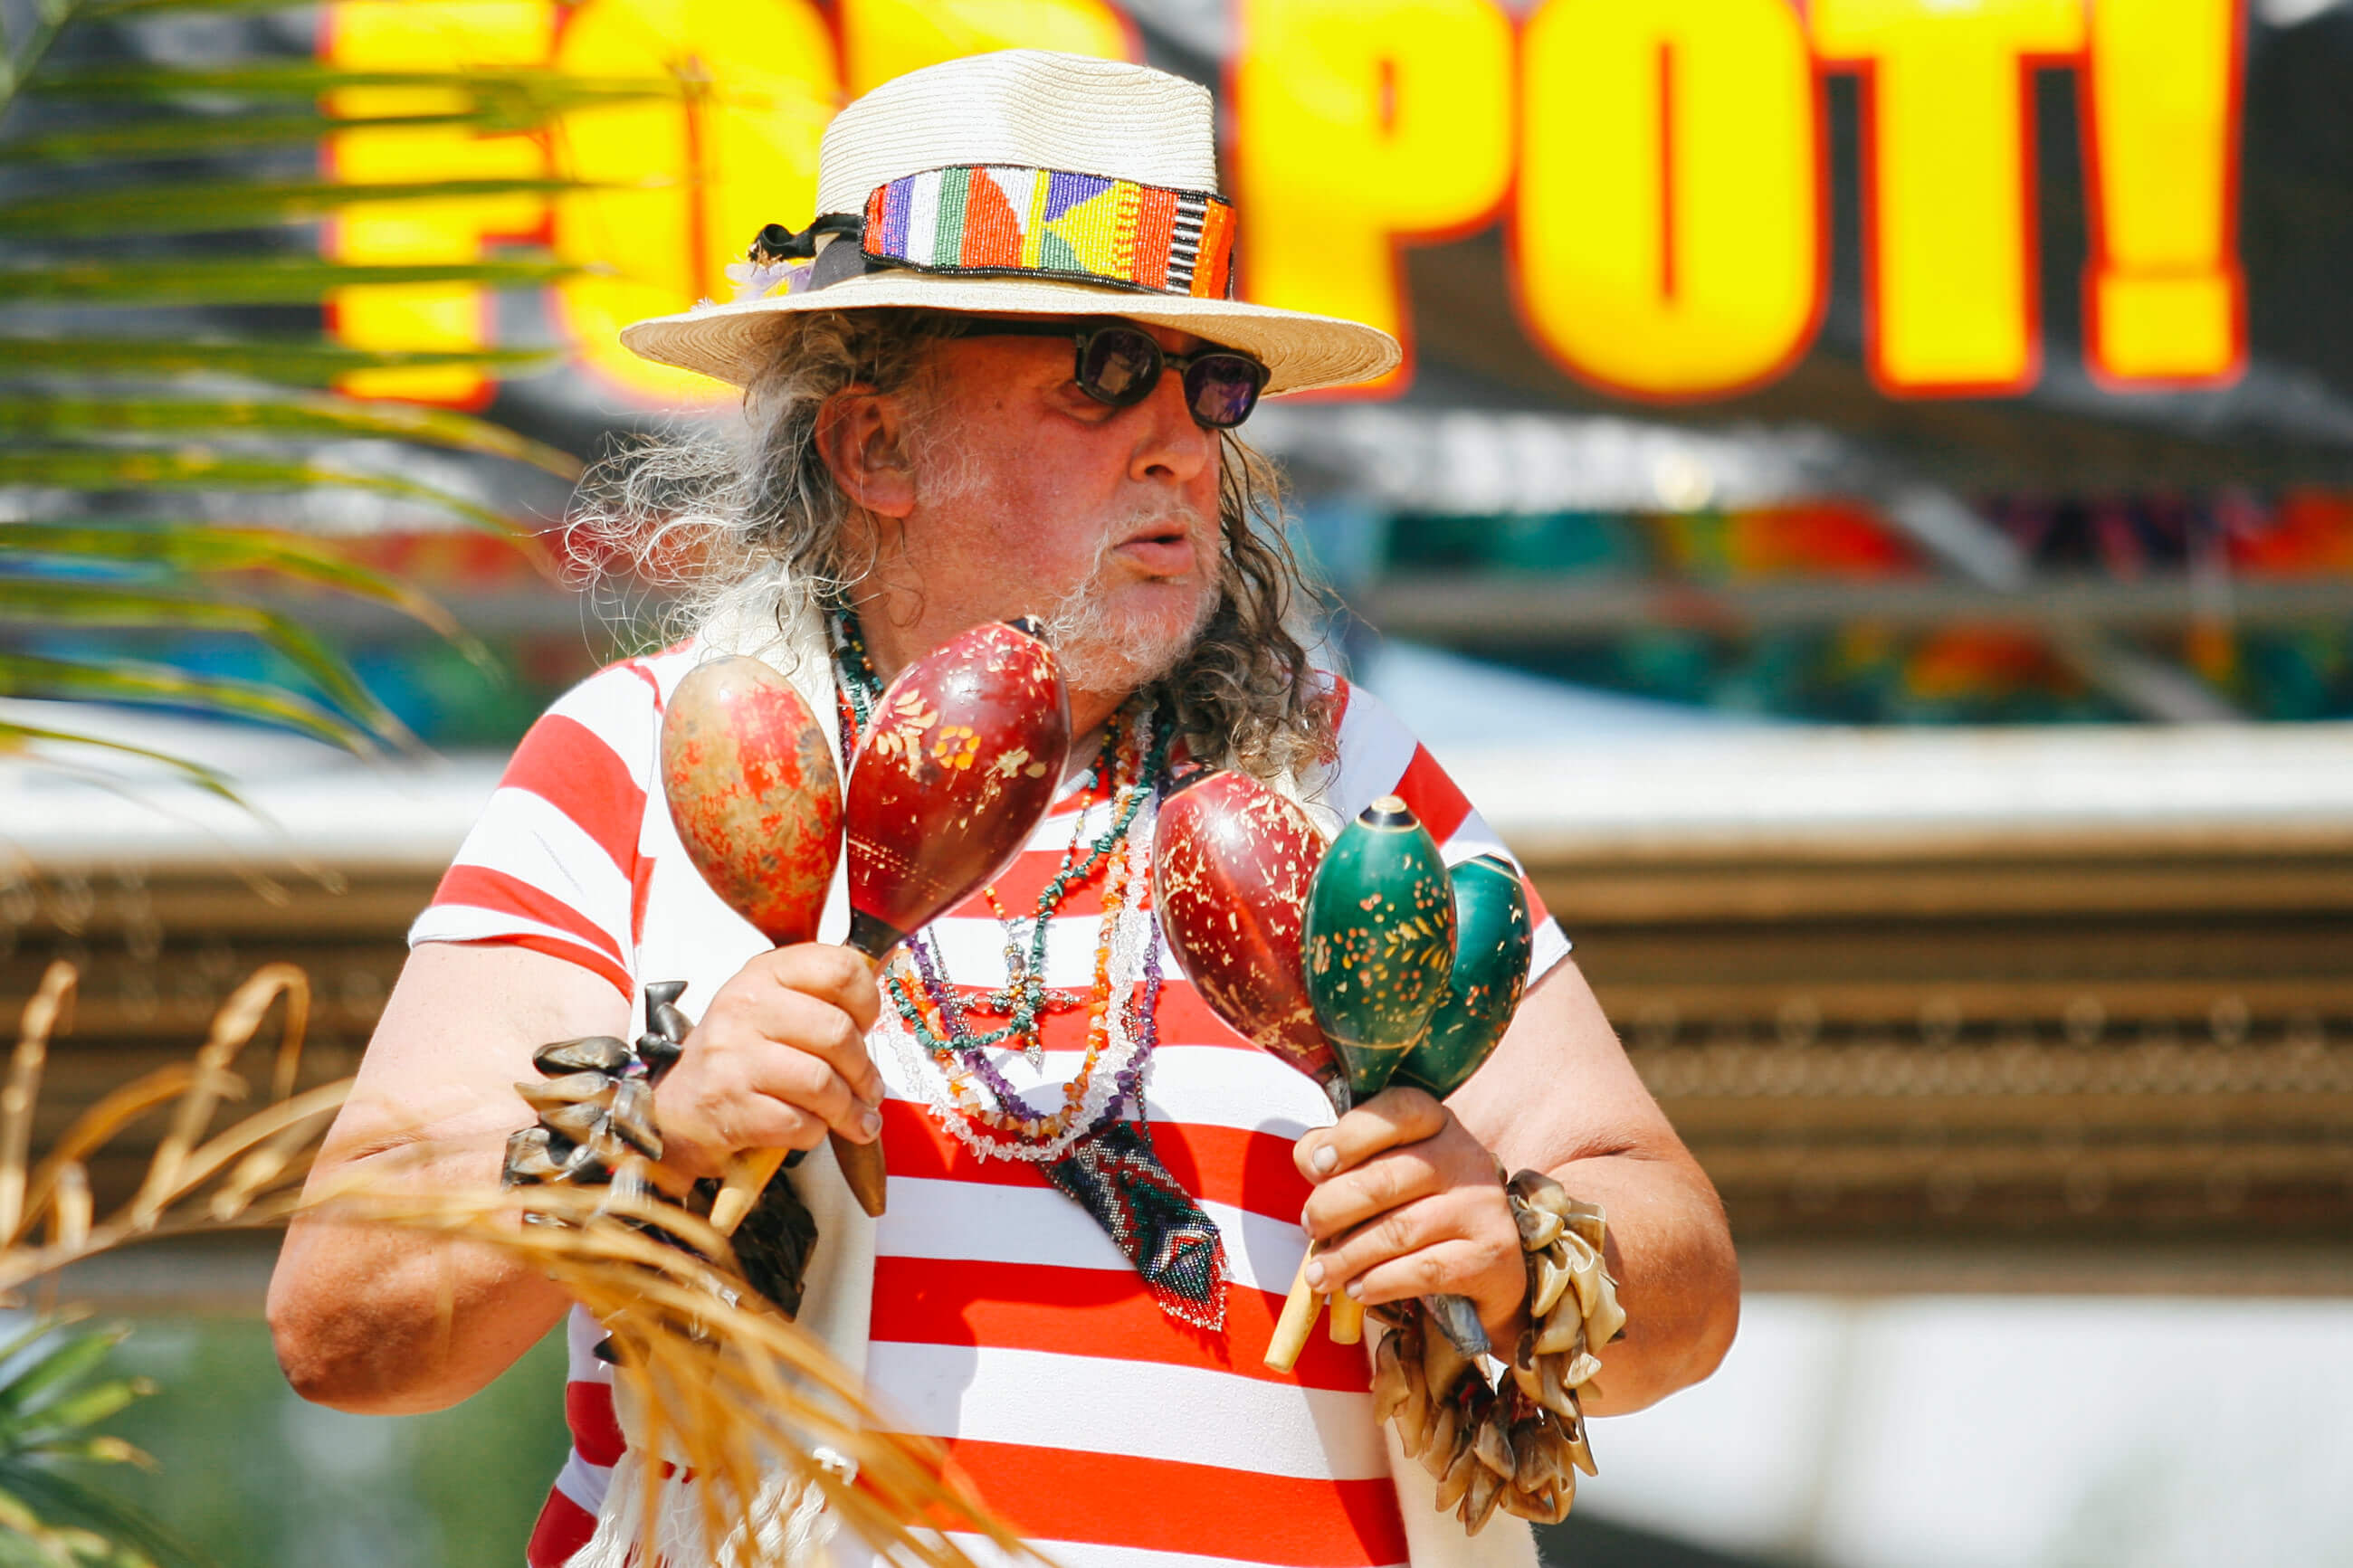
[324,1,556,406]
[2082,0,2244,387]
[1517,0,1822,401]
[838,0,1136,99]
[547,0,839,405]
[1232,0,1515,394]
[1812,0,2086,395]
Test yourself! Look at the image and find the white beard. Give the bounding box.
[1036,518,1222,695]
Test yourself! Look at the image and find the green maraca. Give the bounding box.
[1304,794,1458,1101]
[1397,853,1535,1099]
[1271,794,1457,1371]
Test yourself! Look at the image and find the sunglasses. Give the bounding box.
[949,318,1269,429]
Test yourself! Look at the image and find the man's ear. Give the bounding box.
[815,388,917,518]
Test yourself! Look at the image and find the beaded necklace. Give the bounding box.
[830,609,1174,1163]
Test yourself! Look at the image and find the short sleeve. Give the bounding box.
[1319,679,1575,986]
[408,660,663,998]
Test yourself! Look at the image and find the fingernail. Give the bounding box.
[1343,1280,1362,1300]
[860,1108,882,1139]
[1311,1145,1338,1174]
[1304,1260,1326,1289]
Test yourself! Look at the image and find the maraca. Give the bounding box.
[1267,794,1459,1368]
[1303,795,1458,1100]
[1151,768,1344,1112]
[662,656,849,1211]
[1396,853,1533,1100]
[664,656,843,949]
[705,617,1071,1231]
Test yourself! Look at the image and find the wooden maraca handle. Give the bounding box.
[710,947,888,1232]
[1263,1241,1329,1373]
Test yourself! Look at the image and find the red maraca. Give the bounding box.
[662,656,851,1218]
[707,618,1072,1230]
[663,656,842,949]
[1151,768,1343,1111]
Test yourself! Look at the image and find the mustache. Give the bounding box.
[1034,507,1224,693]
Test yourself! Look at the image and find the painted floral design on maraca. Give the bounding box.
[1397,854,1534,1100]
[845,619,1070,956]
[1152,768,1343,1111]
[1304,794,1459,1103]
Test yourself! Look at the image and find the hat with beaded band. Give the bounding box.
[617,49,1400,397]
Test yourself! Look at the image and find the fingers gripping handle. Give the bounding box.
[710,1134,884,1231]
[708,949,888,1232]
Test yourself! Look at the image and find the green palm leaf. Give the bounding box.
[0,652,384,755]
[0,336,559,384]
[0,109,567,164]
[0,176,593,239]
[0,521,491,650]
[0,1321,207,1568]
[0,395,578,478]
[2,4,598,784]
[24,63,684,107]
[0,448,514,534]
[0,255,586,310]
[0,720,239,801]
[0,581,417,744]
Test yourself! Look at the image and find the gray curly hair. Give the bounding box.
[568,308,1338,780]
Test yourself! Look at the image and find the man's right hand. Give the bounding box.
[650,944,888,1181]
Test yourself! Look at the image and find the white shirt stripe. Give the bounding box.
[864,1343,1390,1480]
[875,1176,1310,1297]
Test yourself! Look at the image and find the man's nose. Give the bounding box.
[1129,366,1215,486]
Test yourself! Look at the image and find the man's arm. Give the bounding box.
[1297,956,1739,1415]
[268,942,619,1415]
[269,937,890,1415]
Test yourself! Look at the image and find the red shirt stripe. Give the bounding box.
[495,713,646,878]
[870,1257,1374,1392]
[1389,743,1473,848]
[526,1486,596,1568]
[567,1381,625,1468]
[934,1440,1409,1566]
[485,930,633,1000]
[433,865,625,965]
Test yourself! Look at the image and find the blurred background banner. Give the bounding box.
[302,0,2353,728]
[4,2,2351,1566]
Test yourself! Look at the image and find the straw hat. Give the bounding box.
[618,50,1400,396]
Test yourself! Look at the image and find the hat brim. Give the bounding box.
[617,271,1400,397]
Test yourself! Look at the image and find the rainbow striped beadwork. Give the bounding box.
[862,165,1236,299]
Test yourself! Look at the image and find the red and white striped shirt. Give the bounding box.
[411,645,1571,1568]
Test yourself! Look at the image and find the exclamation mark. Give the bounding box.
[2082,0,2246,388]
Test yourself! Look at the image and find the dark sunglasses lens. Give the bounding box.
[1078,328,1162,404]
[1185,354,1264,428]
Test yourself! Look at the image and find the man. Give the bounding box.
[268,48,1737,1568]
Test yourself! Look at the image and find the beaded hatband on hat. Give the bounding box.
[617,50,1398,397]
[862,165,1236,299]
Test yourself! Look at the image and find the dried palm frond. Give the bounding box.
[1,963,1035,1568]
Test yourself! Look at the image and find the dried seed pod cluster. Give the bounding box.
[502,981,823,1324]
[503,980,691,1215]
[1367,1174,1623,1534]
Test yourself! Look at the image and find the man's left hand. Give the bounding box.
[1293,1086,1527,1348]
